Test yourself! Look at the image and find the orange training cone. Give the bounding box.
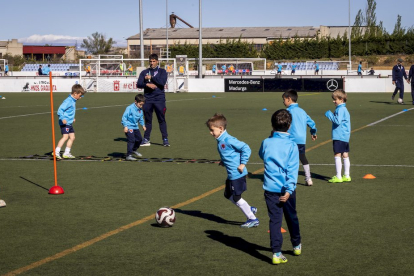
[363,174,376,179]
[267,228,287,233]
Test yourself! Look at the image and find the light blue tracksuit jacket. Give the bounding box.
[259,132,299,195]
[216,131,251,180]
[57,95,77,125]
[325,103,351,142]
[287,103,317,145]
[121,103,145,129]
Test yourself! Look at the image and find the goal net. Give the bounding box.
[0,59,5,76]
[186,58,266,76]
[305,61,353,75]
[79,58,176,92]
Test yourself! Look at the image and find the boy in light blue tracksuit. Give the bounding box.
[259,109,301,265]
[55,84,85,159]
[325,89,351,183]
[206,113,259,228]
[283,89,317,186]
[122,94,146,161]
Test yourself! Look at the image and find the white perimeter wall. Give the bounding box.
[0,74,409,93]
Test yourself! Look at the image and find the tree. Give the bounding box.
[364,0,377,37]
[81,32,115,54]
[352,9,364,38]
[392,15,406,37]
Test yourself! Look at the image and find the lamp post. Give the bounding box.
[198,0,202,78]
[139,0,144,67]
[348,0,351,72]
[166,0,169,60]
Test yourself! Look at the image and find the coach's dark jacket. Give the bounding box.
[408,65,414,83]
[137,66,167,102]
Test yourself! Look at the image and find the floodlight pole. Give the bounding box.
[139,0,144,67]
[348,0,351,71]
[198,0,202,78]
[166,0,169,59]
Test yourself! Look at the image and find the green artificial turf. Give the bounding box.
[0,92,413,275]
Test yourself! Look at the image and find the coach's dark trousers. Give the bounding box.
[143,101,168,140]
[126,129,142,155]
[393,79,405,99]
[411,82,414,103]
[265,190,301,253]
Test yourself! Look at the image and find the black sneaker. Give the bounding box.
[391,94,395,100]
[163,138,170,147]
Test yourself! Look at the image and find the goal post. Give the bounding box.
[0,59,5,76]
[79,58,176,92]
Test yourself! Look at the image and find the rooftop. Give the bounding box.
[128,27,320,40]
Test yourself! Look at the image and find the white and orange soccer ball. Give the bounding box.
[155,207,176,227]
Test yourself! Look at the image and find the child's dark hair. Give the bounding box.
[271,109,291,132]
[332,89,347,102]
[71,84,85,95]
[206,113,227,129]
[135,94,145,103]
[149,53,159,61]
[282,89,298,102]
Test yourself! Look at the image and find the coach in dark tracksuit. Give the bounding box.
[391,58,409,104]
[408,64,414,105]
[137,53,170,147]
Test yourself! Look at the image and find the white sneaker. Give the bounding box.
[0,199,6,207]
[52,152,62,160]
[305,178,313,186]
[132,151,142,157]
[63,153,75,159]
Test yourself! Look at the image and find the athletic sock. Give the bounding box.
[343,157,350,177]
[335,157,342,178]
[229,197,256,220]
[303,164,311,180]
[64,148,71,155]
[55,147,61,154]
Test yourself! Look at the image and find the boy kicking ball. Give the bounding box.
[206,113,259,228]
[54,84,85,159]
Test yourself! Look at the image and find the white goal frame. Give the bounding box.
[305,60,353,75]
[79,58,177,93]
[0,59,6,76]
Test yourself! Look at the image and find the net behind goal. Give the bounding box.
[79,58,176,92]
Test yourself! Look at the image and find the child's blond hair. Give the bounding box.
[332,89,347,102]
[206,113,227,129]
[71,84,85,95]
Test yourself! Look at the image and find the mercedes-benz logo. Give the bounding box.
[327,79,339,91]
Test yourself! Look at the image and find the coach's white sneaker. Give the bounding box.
[0,200,6,207]
[305,178,313,186]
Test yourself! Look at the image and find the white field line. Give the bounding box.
[0,97,223,120]
[367,107,414,126]
[0,158,413,168]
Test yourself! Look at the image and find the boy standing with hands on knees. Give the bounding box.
[206,113,259,228]
[55,84,85,159]
[259,109,301,265]
[122,94,146,161]
[325,89,351,183]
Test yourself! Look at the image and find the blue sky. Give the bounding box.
[1,0,413,47]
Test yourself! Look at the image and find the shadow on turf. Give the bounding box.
[108,152,125,158]
[174,209,242,225]
[113,137,127,142]
[369,101,397,105]
[20,176,49,191]
[205,230,271,263]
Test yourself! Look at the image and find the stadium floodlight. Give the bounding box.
[198,0,202,79]
[348,0,351,71]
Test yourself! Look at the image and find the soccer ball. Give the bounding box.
[155,207,176,227]
[397,98,403,104]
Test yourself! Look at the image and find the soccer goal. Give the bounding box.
[79,58,177,92]
[186,58,266,76]
[0,59,5,76]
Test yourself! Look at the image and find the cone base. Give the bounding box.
[49,186,64,195]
